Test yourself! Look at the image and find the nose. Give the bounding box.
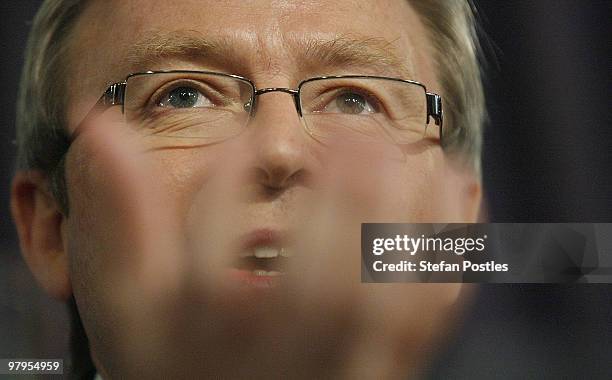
[247,91,309,191]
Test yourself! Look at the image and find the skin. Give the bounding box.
[12,0,481,378]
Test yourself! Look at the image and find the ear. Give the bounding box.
[10,170,71,300]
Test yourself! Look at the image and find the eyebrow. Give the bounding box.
[122,31,243,72]
[293,35,415,79]
[121,31,415,81]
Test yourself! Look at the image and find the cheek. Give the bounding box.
[63,143,219,355]
[156,149,236,262]
[322,142,439,222]
[65,148,207,247]
[153,149,214,220]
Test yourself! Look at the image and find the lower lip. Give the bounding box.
[228,269,282,288]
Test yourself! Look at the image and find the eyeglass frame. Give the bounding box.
[72,70,443,143]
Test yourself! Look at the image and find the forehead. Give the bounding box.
[111,0,417,34]
[67,0,435,123]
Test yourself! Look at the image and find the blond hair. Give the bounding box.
[15,0,88,211]
[411,0,486,173]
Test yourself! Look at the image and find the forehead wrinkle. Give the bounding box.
[288,33,416,79]
[114,30,416,83]
[119,30,255,75]
[253,26,284,78]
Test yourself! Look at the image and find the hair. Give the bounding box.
[15,0,486,377]
[410,0,486,173]
[15,0,89,212]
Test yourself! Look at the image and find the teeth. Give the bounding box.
[253,247,280,258]
[239,247,290,258]
[252,270,283,277]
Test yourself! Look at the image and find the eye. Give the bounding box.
[157,86,213,108]
[325,91,379,114]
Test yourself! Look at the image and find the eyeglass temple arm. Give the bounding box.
[102,82,127,107]
[426,92,443,127]
[70,82,127,142]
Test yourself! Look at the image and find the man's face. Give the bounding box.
[56,0,480,376]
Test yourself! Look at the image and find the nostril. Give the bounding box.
[255,167,307,192]
[262,184,284,197]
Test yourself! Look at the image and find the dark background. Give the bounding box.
[1,1,611,379]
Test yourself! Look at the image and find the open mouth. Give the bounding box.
[235,246,292,276]
[230,230,292,286]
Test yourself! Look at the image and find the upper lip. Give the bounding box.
[241,228,285,251]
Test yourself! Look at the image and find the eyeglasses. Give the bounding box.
[74,70,443,146]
